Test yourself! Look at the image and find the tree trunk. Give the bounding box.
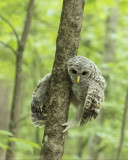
[103,6,118,63]
[116,89,128,160]
[88,4,118,160]
[0,81,10,160]
[77,137,88,158]
[40,0,85,159]
[87,111,105,160]
[5,1,34,160]
[5,52,23,160]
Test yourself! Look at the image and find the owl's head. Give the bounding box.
[67,56,97,84]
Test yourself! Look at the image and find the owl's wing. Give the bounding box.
[80,79,106,126]
[31,73,51,127]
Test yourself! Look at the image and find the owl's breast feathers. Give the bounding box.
[72,83,88,102]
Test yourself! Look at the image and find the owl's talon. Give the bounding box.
[62,121,77,133]
[61,122,69,127]
[62,122,70,133]
[62,125,70,133]
[62,127,69,133]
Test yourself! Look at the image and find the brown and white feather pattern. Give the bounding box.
[31,73,51,127]
[30,56,106,130]
[68,56,106,126]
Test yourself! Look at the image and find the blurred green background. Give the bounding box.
[0,0,128,159]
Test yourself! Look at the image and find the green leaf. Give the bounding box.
[9,137,41,150]
[0,130,13,136]
[0,143,8,151]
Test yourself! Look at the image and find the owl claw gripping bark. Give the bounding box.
[62,123,70,133]
[62,120,77,133]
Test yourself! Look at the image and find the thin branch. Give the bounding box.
[116,88,128,160]
[0,15,19,45]
[18,114,30,123]
[0,41,17,55]
[20,0,34,48]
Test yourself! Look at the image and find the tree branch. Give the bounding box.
[20,0,34,49]
[0,15,19,45]
[18,114,30,123]
[0,41,17,55]
[116,88,128,160]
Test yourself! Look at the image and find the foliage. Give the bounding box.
[0,0,128,159]
[0,129,40,154]
[9,137,41,151]
[0,130,13,151]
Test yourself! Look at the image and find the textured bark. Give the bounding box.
[88,5,118,160]
[5,1,34,160]
[40,0,85,159]
[116,89,128,160]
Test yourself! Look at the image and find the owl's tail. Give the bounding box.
[30,99,47,128]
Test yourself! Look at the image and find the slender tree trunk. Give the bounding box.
[87,4,118,160]
[77,137,88,158]
[5,52,23,160]
[116,89,128,160]
[5,1,34,160]
[103,7,118,63]
[87,111,105,160]
[0,81,10,160]
[40,0,85,159]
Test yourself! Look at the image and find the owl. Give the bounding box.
[31,56,106,132]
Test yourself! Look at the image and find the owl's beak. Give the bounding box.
[77,75,80,83]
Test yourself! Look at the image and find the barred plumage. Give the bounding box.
[30,56,106,132]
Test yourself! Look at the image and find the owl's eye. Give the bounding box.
[82,71,88,75]
[72,69,77,74]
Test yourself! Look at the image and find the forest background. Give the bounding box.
[0,0,128,160]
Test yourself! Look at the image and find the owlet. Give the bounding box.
[30,56,106,132]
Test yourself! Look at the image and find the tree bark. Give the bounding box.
[5,1,34,160]
[40,0,85,159]
[116,89,128,160]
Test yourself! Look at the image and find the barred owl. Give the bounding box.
[31,56,106,132]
